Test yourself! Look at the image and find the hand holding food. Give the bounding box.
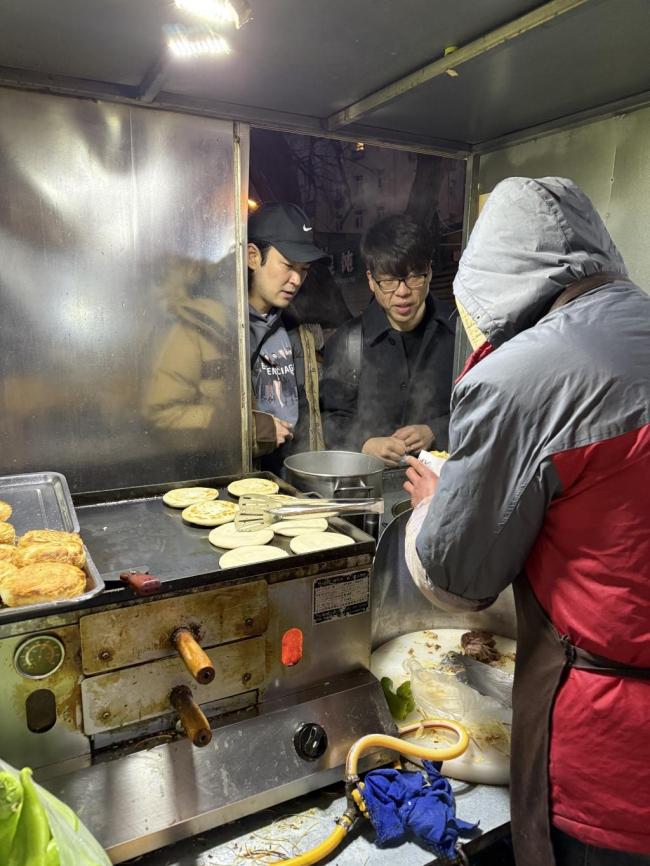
[403,455,439,506]
[362,435,407,467]
[393,423,435,452]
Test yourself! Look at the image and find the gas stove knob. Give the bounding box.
[294,722,328,761]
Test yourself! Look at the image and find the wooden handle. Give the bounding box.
[170,685,212,747]
[173,628,215,685]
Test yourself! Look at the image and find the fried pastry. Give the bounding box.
[0,560,19,589]
[227,478,279,497]
[0,544,16,563]
[162,487,219,508]
[181,500,239,527]
[0,523,16,545]
[1,562,86,607]
[15,541,85,569]
[18,529,83,549]
[0,501,12,522]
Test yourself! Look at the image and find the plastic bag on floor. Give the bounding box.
[0,759,111,866]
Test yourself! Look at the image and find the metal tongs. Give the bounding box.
[234,494,384,532]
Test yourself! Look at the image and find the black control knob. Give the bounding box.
[294,722,328,761]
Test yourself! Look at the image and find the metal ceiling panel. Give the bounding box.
[159,0,543,116]
[355,0,650,144]
[0,0,166,86]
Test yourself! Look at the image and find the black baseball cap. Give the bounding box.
[248,202,326,263]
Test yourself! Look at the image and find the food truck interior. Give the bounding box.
[0,1,648,864]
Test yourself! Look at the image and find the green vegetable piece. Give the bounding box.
[45,837,60,866]
[0,771,24,863]
[381,676,416,721]
[8,768,51,866]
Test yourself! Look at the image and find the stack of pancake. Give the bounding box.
[0,500,87,607]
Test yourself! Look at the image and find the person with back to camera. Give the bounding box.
[403,176,650,866]
[320,214,455,466]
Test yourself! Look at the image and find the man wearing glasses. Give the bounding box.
[248,202,326,473]
[320,214,455,466]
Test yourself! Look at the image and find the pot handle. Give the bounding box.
[333,482,372,499]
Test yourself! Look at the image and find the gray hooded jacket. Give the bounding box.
[416,176,650,604]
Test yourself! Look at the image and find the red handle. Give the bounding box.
[119,571,162,596]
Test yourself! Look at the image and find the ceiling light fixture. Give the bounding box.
[165,24,232,58]
[174,0,252,29]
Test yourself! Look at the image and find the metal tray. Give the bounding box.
[0,472,105,620]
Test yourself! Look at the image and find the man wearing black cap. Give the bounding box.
[247,202,326,472]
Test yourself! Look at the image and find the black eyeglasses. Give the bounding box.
[372,273,429,294]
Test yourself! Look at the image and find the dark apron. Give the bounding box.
[509,269,648,866]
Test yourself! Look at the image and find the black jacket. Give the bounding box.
[320,296,455,452]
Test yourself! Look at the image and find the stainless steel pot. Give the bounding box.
[283,451,384,500]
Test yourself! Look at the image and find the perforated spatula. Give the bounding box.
[234,494,384,532]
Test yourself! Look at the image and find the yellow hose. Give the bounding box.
[346,718,470,777]
[267,719,469,865]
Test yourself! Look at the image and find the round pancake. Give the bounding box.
[0,500,12,522]
[289,532,355,555]
[227,478,279,498]
[0,560,19,588]
[208,523,273,549]
[1,562,86,607]
[0,544,16,564]
[0,523,16,545]
[18,529,82,549]
[162,487,219,509]
[181,500,239,527]
[15,542,86,569]
[272,518,329,537]
[219,545,289,569]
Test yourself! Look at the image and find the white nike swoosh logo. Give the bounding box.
[302,224,312,232]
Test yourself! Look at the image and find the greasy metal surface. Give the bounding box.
[74,479,374,585]
[0,88,245,491]
[79,580,268,674]
[81,635,266,734]
[478,105,650,291]
[0,472,79,532]
[127,779,510,866]
[373,510,517,648]
[43,670,396,863]
[0,472,105,622]
[0,624,90,772]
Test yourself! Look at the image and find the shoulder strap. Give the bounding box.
[250,316,283,369]
[549,271,630,312]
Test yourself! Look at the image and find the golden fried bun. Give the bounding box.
[0,561,19,588]
[18,529,82,549]
[15,542,86,569]
[0,545,17,564]
[0,501,12,522]
[1,563,86,607]
[0,523,16,545]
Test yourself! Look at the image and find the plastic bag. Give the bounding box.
[0,760,111,866]
[407,660,511,726]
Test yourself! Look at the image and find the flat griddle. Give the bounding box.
[73,472,374,588]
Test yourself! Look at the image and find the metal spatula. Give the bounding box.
[234,494,384,532]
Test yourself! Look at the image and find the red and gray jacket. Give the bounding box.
[415,177,650,853]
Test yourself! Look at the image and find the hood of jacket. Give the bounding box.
[453,176,628,348]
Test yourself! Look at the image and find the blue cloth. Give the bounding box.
[360,761,478,858]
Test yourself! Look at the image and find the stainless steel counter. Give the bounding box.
[123,776,509,865]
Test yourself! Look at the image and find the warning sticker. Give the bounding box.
[313,571,370,624]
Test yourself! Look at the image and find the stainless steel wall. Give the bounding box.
[0,88,248,492]
[477,106,650,291]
